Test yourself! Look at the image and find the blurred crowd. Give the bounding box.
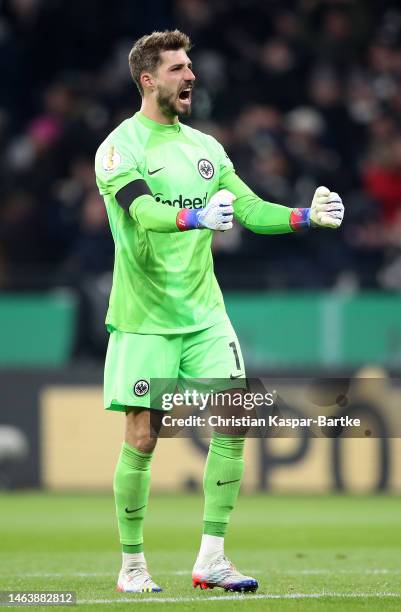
[2,0,401,347]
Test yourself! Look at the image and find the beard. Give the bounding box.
[156,84,192,119]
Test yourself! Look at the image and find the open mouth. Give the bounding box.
[178,88,192,102]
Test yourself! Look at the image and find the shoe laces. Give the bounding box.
[209,555,238,579]
[125,565,154,586]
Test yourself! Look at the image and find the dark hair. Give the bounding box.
[129,30,192,95]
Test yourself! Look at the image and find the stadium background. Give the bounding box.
[1,0,401,496]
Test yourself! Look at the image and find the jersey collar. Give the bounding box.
[135,112,181,133]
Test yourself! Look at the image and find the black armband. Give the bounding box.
[115,179,152,212]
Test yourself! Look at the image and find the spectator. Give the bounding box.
[1,0,401,351]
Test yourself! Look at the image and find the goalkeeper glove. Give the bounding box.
[177,189,234,231]
[290,186,344,230]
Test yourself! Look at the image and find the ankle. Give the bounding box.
[122,551,146,570]
[197,534,224,561]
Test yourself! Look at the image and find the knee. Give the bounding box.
[134,435,157,454]
[125,408,161,454]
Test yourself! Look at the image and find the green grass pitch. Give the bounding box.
[0,493,400,611]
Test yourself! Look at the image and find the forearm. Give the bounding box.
[127,193,231,233]
[221,170,296,235]
[235,197,293,235]
[128,194,180,232]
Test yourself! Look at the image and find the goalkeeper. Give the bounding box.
[95,29,344,595]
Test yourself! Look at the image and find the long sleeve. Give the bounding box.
[128,194,179,232]
[95,140,180,233]
[221,169,294,235]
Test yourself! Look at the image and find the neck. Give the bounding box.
[140,99,178,125]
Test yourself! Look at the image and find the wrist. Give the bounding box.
[289,208,311,231]
[176,209,201,231]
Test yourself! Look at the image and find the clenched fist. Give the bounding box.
[309,186,344,229]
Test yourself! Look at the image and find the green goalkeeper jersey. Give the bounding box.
[95,112,294,334]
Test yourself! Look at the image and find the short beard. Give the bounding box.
[156,85,191,120]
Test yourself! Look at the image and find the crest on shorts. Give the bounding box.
[198,158,214,180]
[102,145,121,172]
[133,379,149,397]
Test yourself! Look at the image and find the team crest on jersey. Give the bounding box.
[198,158,214,180]
[102,145,121,172]
[133,379,149,397]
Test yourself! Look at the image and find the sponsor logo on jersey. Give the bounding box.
[198,158,214,180]
[133,379,149,397]
[154,192,208,209]
[102,145,121,172]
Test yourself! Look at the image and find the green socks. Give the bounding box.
[114,434,244,552]
[113,442,153,549]
[203,432,245,537]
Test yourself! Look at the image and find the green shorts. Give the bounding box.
[104,317,246,411]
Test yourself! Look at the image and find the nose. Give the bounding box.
[186,67,196,81]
